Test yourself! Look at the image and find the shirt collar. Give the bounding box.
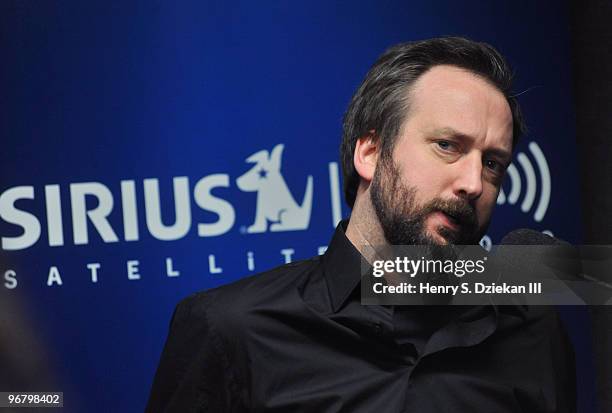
[321,219,364,313]
[320,219,529,320]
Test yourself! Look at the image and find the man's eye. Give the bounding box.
[436,140,455,151]
[485,159,502,173]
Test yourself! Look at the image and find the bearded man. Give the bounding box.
[146,37,576,413]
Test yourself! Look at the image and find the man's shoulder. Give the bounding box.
[499,305,569,335]
[174,256,323,327]
[147,258,327,412]
[497,305,575,363]
[519,305,569,333]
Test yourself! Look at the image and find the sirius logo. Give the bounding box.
[237,144,313,233]
[0,145,339,251]
[497,141,551,222]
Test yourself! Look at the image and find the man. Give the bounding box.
[146,37,576,412]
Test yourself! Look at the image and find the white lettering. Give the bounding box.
[87,262,101,283]
[246,251,255,271]
[47,266,63,286]
[194,174,235,237]
[208,254,223,274]
[373,260,384,277]
[410,260,421,276]
[45,185,64,246]
[4,270,17,289]
[0,186,41,250]
[121,180,139,241]
[70,182,119,245]
[166,257,180,277]
[384,260,394,273]
[280,248,295,263]
[127,260,140,280]
[144,177,191,241]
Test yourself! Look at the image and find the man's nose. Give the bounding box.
[452,154,483,201]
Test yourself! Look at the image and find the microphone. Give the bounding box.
[499,228,582,279]
[497,229,612,303]
[497,228,580,278]
[500,228,567,246]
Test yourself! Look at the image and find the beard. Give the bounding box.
[369,154,485,305]
[370,154,482,247]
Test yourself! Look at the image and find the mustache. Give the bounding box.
[422,198,478,230]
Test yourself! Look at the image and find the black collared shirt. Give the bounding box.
[146,221,576,412]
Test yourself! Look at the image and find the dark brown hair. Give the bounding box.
[340,36,526,208]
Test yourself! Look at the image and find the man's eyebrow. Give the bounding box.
[486,148,513,166]
[429,127,512,164]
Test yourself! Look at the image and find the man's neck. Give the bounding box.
[346,194,410,287]
[345,193,388,264]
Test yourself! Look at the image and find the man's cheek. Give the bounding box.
[476,208,494,237]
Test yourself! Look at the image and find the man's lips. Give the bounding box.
[430,211,461,231]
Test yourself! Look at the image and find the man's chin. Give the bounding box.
[429,226,477,245]
[417,228,446,245]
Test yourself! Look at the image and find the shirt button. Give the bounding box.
[374,323,383,335]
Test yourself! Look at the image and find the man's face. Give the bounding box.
[370,65,513,246]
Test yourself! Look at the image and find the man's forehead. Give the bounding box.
[403,65,514,149]
[410,64,502,98]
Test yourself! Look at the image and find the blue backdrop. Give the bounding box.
[0,1,593,412]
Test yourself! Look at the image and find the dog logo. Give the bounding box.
[237,144,313,233]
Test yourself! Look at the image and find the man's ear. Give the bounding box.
[353,131,379,182]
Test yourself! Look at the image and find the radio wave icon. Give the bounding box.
[496,141,551,222]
